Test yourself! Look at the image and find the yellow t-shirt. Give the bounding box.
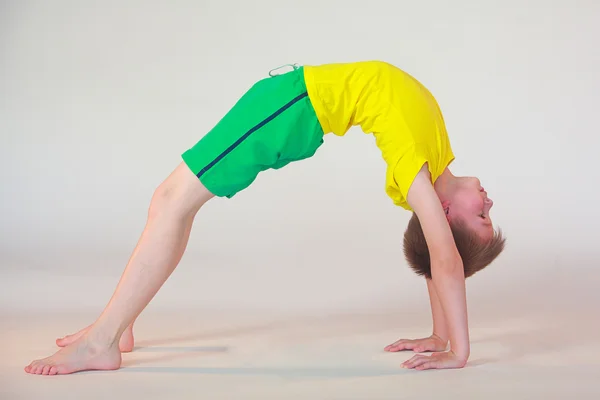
[303,61,455,210]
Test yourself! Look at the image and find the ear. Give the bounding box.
[441,200,451,222]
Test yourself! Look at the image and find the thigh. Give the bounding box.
[181,67,323,199]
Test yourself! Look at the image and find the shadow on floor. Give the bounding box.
[134,322,280,348]
[119,365,412,378]
[121,345,229,367]
[133,346,229,353]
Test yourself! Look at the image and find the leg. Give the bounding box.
[28,64,324,375]
[56,214,196,352]
[25,162,213,375]
[56,209,195,353]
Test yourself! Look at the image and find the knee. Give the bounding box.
[147,163,214,221]
[148,183,179,220]
[147,181,207,221]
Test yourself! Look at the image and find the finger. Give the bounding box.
[413,343,433,353]
[414,353,449,370]
[401,356,423,369]
[385,340,413,352]
[384,340,398,350]
[401,354,430,369]
[386,339,410,347]
[415,361,438,370]
[412,357,438,370]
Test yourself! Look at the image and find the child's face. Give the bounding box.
[448,177,495,241]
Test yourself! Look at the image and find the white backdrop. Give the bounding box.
[1,0,599,314]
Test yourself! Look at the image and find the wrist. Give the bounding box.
[431,332,448,344]
[450,345,470,362]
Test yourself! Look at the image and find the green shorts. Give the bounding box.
[182,66,324,198]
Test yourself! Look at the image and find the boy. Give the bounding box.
[24,61,505,375]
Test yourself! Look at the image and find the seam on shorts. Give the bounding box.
[196,91,309,178]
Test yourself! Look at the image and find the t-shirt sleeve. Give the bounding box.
[384,145,429,211]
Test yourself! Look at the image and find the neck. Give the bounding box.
[433,168,457,202]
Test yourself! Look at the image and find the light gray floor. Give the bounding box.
[2,263,599,399]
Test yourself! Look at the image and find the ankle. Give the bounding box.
[85,325,122,348]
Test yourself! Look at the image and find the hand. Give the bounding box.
[401,350,468,370]
[384,334,447,353]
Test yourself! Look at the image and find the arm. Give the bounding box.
[426,277,449,345]
[402,166,470,369]
[384,278,448,353]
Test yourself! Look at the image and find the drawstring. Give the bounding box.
[268,63,300,77]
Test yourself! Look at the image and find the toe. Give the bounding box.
[42,365,51,375]
[54,365,67,375]
[27,363,37,374]
[49,366,58,375]
[56,336,69,346]
[31,363,40,374]
[37,362,48,375]
[26,364,37,374]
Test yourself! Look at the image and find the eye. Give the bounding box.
[479,213,486,219]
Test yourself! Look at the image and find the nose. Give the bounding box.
[485,197,494,208]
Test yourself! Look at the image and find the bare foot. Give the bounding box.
[25,335,121,375]
[57,325,134,353]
